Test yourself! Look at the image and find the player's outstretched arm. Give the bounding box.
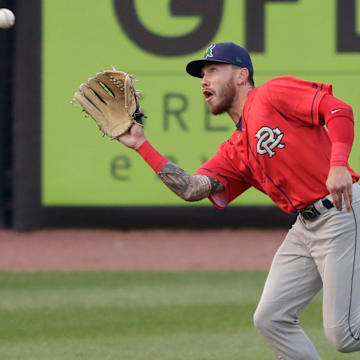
[117,124,224,201]
[158,161,224,201]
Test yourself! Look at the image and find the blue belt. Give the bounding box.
[299,198,334,221]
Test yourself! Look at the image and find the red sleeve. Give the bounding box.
[195,145,250,209]
[318,94,354,166]
[265,76,333,126]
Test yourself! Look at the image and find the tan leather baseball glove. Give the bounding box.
[72,70,145,139]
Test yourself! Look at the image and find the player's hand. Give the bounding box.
[117,123,146,149]
[326,166,353,212]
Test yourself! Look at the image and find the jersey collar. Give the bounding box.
[236,117,242,131]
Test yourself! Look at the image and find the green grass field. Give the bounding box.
[0,271,357,360]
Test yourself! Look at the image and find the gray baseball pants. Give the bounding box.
[253,182,360,359]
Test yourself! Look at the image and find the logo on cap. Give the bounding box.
[205,44,216,58]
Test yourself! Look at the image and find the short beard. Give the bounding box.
[210,80,236,115]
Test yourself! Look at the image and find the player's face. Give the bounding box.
[201,63,236,115]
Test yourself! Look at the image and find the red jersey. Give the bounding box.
[195,76,360,213]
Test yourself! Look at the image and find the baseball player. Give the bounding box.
[117,42,360,359]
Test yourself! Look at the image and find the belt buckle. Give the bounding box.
[300,206,320,221]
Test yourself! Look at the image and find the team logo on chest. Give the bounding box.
[255,126,285,158]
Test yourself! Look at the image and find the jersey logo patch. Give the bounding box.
[255,126,285,158]
[331,109,343,114]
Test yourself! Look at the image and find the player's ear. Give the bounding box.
[239,68,250,85]
[234,67,249,86]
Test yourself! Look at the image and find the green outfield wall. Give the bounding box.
[10,0,360,228]
[42,0,360,207]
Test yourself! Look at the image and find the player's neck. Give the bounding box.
[227,84,254,125]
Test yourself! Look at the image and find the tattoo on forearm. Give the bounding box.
[158,162,192,198]
[208,176,224,195]
[158,161,224,201]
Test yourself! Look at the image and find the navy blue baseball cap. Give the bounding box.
[186,42,253,78]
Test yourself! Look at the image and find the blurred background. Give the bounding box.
[0,0,359,230]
